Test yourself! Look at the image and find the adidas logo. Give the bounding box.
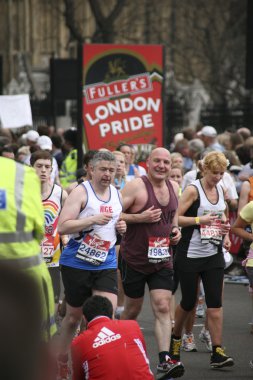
[93,327,121,348]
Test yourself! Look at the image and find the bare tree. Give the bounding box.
[63,0,85,43]
[61,0,247,106]
[63,0,127,43]
[88,0,127,42]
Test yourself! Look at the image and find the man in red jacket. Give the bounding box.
[71,296,172,380]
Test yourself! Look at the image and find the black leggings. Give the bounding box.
[178,267,224,311]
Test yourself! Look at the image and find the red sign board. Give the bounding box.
[82,44,164,150]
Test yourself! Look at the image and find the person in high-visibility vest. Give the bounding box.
[0,156,56,339]
[60,129,78,189]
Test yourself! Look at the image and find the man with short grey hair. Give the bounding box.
[57,151,126,380]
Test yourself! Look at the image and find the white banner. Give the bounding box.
[0,94,33,128]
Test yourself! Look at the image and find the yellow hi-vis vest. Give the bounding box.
[60,148,77,188]
[0,157,56,338]
[0,157,44,258]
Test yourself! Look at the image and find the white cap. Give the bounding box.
[198,126,217,138]
[174,133,184,143]
[26,130,39,142]
[38,135,52,150]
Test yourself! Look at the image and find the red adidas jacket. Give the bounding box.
[71,316,154,380]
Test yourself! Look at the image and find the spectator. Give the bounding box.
[237,127,251,141]
[38,125,50,137]
[173,139,193,172]
[65,149,98,194]
[60,129,78,188]
[16,145,30,163]
[171,152,184,168]
[37,135,60,185]
[197,126,224,152]
[182,126,196,141]
[71,295,156,380]
[51,134,64,169]
[117,143,146,182]
[230,132,244,151]
[188,138,205,170]
[25,130,39,147]
[0,145,15,159]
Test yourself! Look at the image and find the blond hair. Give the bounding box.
[112,150,126,162]
[112,150,126,179]
[202,151,227,172]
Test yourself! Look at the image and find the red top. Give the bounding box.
[71,316,154,380]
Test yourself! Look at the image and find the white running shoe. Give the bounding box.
[196,302,205,318]
[199,327,212,352]
[182,333,197,352]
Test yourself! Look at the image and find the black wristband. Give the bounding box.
[171,225,179,230]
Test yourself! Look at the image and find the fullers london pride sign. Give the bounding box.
[82,44,164,150]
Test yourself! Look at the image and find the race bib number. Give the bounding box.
[148,237,170,263]
[200,220,223,246]
[76,234,110,266]
[41,235,54,263]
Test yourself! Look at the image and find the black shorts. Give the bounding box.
[119,255,174,298]
[48,266,61,303]
[61,266,118,308]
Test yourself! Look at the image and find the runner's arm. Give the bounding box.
[169,180,181,244]
[231,215,253,241]
[60,189,69,246]
[120,179,162,224]
[238,181,250,214]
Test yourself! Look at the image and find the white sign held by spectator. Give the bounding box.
[0,94,33,129]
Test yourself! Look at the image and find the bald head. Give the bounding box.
[146,147,171,181]
[149,147,171,160]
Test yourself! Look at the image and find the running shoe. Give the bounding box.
[196,302,205,318]
[210,347,234,368]
[169,336,181,361]
[157,356,185,378]
[182,333,197,352]
[199,327,212,352]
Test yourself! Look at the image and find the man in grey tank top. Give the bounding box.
[120,148,184,379]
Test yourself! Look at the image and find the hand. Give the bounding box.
[220,221,231,235]
[94,212,113,225]
[223,234,231,250]
[140,206,162,223]
[61,235,69,247]
[200,213,219,226]
[116,219,127,235]
[170,228,181,245]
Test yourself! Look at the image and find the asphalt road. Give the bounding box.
[138,282,253,380]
